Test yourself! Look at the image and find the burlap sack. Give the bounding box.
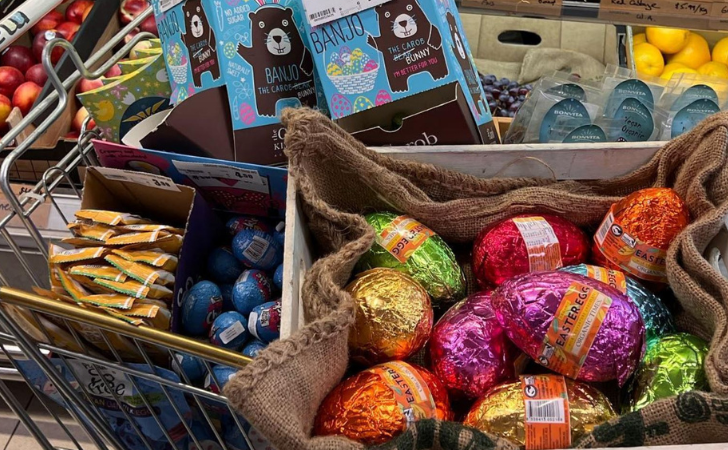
[224,108,728,450]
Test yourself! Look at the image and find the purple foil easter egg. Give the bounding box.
[428,292,517,399]
[492,271,644,385]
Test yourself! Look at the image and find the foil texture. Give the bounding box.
[492,271,645,385]
[356,212,465,304]
[627,332,709,412]
[427,291,517,399]
[314,362,452,445]
[560,264,675,346]
[464,379,616,447]
[346,268,434,366]
[473,214,590,288]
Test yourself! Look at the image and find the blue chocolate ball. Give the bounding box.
[249,300,281,343]
[241,339,267,359]
[205,365,238,393]
[181,281,222,336]
[232,229,282,271]
[232,269,271,315]
[273,264,284,291]
[207,247,243,284]
[172,352,206,382]
[209,311,249,350]
[220,283,234,311]
[226,216,271,236]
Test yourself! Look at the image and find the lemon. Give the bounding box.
[633,33,647,46]
[645,27,690,54]
[666,33,711,69]
[698,61,728,78]
[660,66,698,81]
[712,37,728,65]
[634,43,665,77]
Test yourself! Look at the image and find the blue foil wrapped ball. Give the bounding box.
[242,339,267,358]
[273,264,284,291]
[232,269,272,315]
[209,311,250,350]
[173,352,206,382]
[249,300,281,343]
[560,264,675,346]
[232,229,282,271]
[226,216,271,235]
[182,281,223,336]
[205,365,238,394]
[207,247,243,284]
[220,284,234,311]
[273,221,285,247]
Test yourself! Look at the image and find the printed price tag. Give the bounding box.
[172,161,268,193]
[369,361,436,425]
[95,168,180,192]
[461,0,563,17]
[537,282,612,379]
[159,0,184,13]
[377,216,435,263]
[584,265,627,294]
[521,374,570,450]
[512,217,563,272]
[594,207,668,283]
[220,321,246,344]
[302,0,393,26]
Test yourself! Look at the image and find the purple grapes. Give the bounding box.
[478,72,533,118]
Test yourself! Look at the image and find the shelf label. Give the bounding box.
[462,0,563,18]
[95,167,180,192]
[598,0,711,28]
[172,161,268,193]
[302,0,393,26]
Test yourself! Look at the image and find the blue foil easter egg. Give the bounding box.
[172,352,206,382]
[232,229,282,270]
[220,284,234,311]
[242,339,267,359]
[182,281,223,336]
[232,269,272,315]
[205,365,238,394]
[249,300,281,343]
[209,311,250,350]
[226,216,271,236]
[273,264,284,291]
[207,247,243,284]
[273,221,285,247]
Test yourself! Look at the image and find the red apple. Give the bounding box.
[123,29,139,45]
[0,94,11,126]
[66,0,94,24]
[139,15,158,37]
[25,64,48,87]
[31,11,64,35]
[32,30,65,65]
[56,22,80,41]
[130,40,153,59]
[82,6,92,22]
[72,106,95,132]
[65,130,80,139]
[120,0,148,24]
[78,78,102,93]
[104,64,121,78]
[12,81,41,116]
[0,45,36,74]
[0,66,25,98]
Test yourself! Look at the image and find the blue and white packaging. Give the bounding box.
[232,229,282,270]
[227,216,272,235]
[207,247,244,284]
[181,280,223,336]
[248,300,281,343]
[209,311,250,349]
[273,264,284,291]
[232,269,272,315]
[242,339,267,359]
[172,352,207,382]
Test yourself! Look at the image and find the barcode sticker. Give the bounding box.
[512,217,563,272]
[159,0,184,13]
[302,0,393,26]
[595,211,614,245]
[521,375,571,450]
[219,321,245,344]
[525,399,566,423]
[243,236,269,263]
[248,311,260,339]
[309,7,335,21]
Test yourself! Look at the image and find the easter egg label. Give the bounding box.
[594,208,668,283]
[584,265,627,294]
[377,216,436,263]
[512,217,563,272]
[610,98,654,142]
[671,85,719,111]
[243,237,271,264]
[521,374,571,450]
[539,99,591,143]
[369,361,436,425]
[545,83,586,101]
[605,79,654,117]
[219,321,246,345]
[563,125,606,143]
[671,99,720,139]
[538,282,613,379]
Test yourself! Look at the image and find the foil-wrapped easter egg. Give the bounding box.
[248,300,281,343]
[242,339,267,358]
[428,291,516,399]
[627,333,709,412]
[232,229,282,270]
[330,94,352,118]
[593,188,690,284]
[473,214,590,288]
[560,264,675,346]
[273,263,284,291]
[314,361,451,444]
[209,311,249,350]
[375,89,391,106]
[220,283,234,311]
[173,352,206,382]
[492,271,645,385]
[232,269,272,315]
[346,268,433,366]
[207,247,243,284]
[182,281,223,336]
[226,216,271,235]
[205,365,238,394]
[356,212,465,304]
[464,376,616,447]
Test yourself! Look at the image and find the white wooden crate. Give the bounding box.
[278,142,728,450]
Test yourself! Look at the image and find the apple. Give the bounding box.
[82,6,92,22]
[25,64,48,87]
[72,106,95,132]
[12,81,41,116]
[139,15,158,37]
[32,30,65,65]
[0,94,11,126]
[66,0,94,24]
[0,66,25,98]
[120,0,148,25]
[130,40,153,59]
[65,130,80,139]
[78,78,102,93]
[104,64,121,78]
[0,45,36,74]
[31,11,64,35]
[56,22,80,41]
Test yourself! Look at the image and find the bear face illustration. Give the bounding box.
[181,0,220,88]
[446,11,483,116]
[237,7,316,118]
[367,0,448,93]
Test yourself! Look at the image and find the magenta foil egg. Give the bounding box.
[428,292,517,399]
[492,271,645,385]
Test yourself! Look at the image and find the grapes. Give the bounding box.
[484,85,493,94]
[507,81,518,90]
[491,89,501,100]
[478,72,534,118]
[508,88,518,97]
[518,88,529,96]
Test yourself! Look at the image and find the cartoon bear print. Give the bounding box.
[236,6,316,118]
[181,0,220,88]
[367,0,448,93]
[446,11,483,116]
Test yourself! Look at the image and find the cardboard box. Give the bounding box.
[0,183,50,229]
[301,0,496,144]
[80,166,220,332]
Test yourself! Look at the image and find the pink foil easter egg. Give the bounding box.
[330,94,352,118]
[375,90,392,106]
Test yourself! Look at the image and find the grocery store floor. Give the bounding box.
[0,381,97,450]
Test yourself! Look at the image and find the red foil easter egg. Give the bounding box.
[472,214,590,287]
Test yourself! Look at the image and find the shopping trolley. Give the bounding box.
[0,6,260,450]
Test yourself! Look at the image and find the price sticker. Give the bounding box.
[95,168,180,192]
[172,161,268,193]
[302,0,393,26]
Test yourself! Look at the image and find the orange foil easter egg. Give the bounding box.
[314,361,452,445]
[593,188,690,284]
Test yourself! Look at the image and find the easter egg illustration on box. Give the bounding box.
[239,103,256,126]
[223,42,237,59]
[330,94,352,118]
[363,60,378,73]
[353,96,374,113]
[375,90,392,106]
[327,62,343,77]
